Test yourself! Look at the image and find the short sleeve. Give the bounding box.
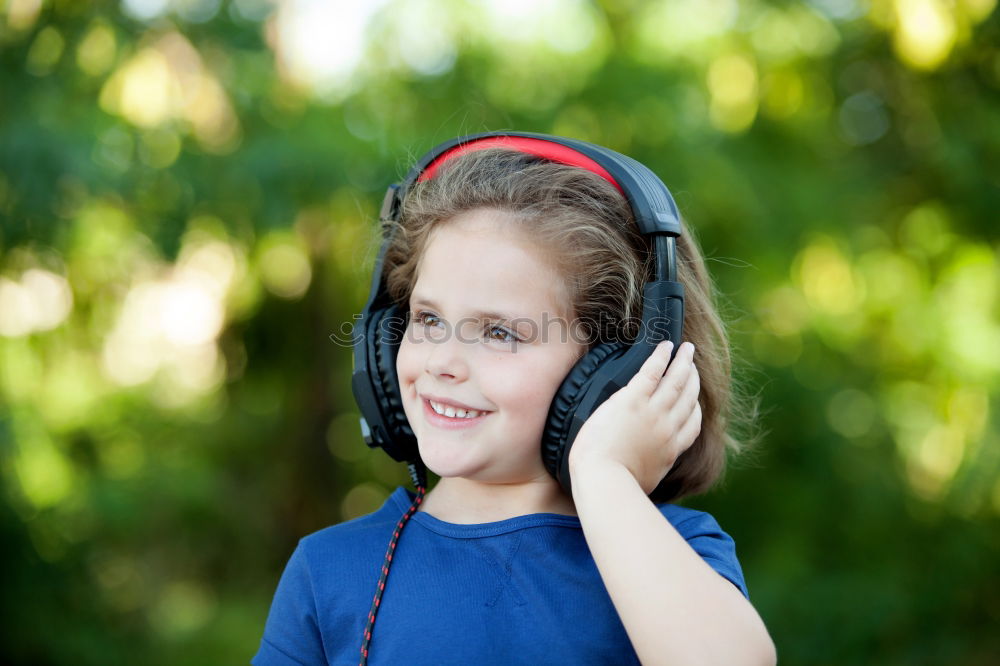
[252,542,328,666]
[671,511,750,600]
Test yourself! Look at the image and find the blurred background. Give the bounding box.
[1,0,998,663]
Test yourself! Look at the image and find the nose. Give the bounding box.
[424,323,471,382]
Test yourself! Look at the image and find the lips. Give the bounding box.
[421,398,490,430]
[421,393,488,412]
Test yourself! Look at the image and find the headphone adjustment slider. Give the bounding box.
[379,184,401,223]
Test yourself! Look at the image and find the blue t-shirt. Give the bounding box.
[253,486,748,665]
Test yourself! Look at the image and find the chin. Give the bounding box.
[417,439,482,478]
[422,451,539,487]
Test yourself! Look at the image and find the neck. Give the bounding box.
[419,475,577,524]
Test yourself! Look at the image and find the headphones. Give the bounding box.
[350,131,685,497]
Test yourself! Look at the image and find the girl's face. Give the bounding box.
[396,208,586,487]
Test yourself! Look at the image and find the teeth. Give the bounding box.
[429,400,482,419]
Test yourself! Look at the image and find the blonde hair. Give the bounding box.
[381,148,750,501]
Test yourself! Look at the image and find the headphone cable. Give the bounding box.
[359,461,427,665]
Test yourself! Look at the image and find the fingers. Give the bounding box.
[651,341,696,407]
[675,400,703,449]
[667,349,699,414]
[627,341,700,417]
[629,340,675,396]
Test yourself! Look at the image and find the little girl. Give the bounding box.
[253,133,776,665]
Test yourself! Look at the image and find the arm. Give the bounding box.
[568,341,776,666]
[571,459,775,666]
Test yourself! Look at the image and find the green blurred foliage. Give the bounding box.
[1,0,999,663]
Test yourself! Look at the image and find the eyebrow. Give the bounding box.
[409,296,531,325]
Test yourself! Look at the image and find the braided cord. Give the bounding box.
[359,462,427,665]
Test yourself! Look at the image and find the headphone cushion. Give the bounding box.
[371,304,415,458]
[542,341,627,478]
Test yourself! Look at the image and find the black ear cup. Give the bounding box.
[368,304,416,462]
[541,341,628,489]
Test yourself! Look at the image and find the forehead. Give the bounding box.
[413,209,573,320]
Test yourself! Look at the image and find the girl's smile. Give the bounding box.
[421,396,491,429]
[395,207,586,506]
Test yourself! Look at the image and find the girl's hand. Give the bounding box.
[567,341,701,496]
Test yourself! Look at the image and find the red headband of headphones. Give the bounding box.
[416,136,625,195]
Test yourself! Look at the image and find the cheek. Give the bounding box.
[491,353,572,415]
[395,339,420,386]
